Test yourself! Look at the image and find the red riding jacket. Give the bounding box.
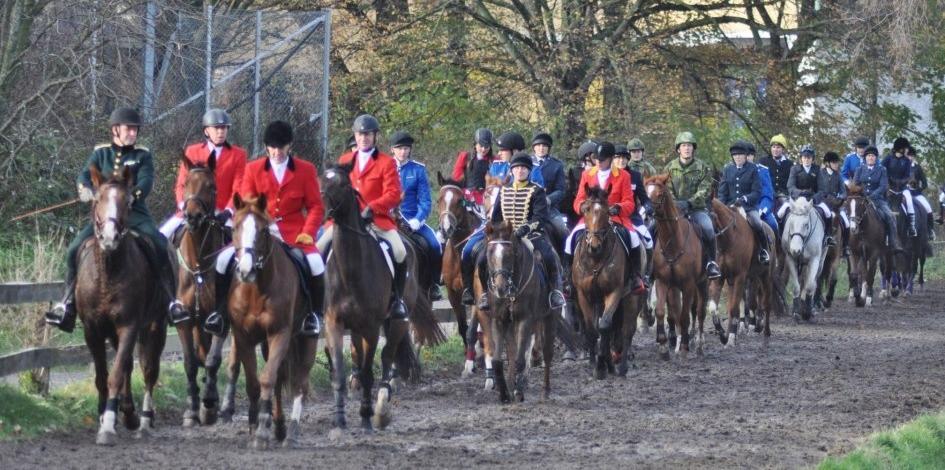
[573,166,636,230]
[337,149,402,231]
[174,141,247,214]
[240,155,324,253]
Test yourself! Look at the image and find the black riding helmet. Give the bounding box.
[263,121,293,147]
[531,132,553,147]
[497,132,526,152]
[109,107,142,127]
[596,142,616,160]
[509,152,533,170]
[474,128,493,147]
[577,140,599,160]
[389,131,414,148]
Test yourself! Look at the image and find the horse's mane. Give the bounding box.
[324,162,354,175]
[440,176,464,187]
[847,184,865,196]
[585,185,609,202]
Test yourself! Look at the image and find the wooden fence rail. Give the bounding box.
[0,282,458,378]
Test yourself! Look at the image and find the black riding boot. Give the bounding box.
[756,228,771,265]
[429,252,444,301]
[928,213,936,241]
[542,253,567,309]
[822,213,836,246]
[301,274,325,336]
[204,264,232,337]
[907,213,918,238]
[644,248,654,286]
[561,251,573,296]
[45,270,78,333]
[153,248,188,325]
[461,255,476,306]
[629,245,647,294]
[841,224,851,257]
[887,227,905,253]
[705,238,722,279]
[389,261,408,320]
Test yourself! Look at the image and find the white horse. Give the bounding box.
[781,197,826,321]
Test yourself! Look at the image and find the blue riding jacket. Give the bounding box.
[488,161,544,186]
[840,152,863,184]
[756,163,775,215]
[397,159,432,222]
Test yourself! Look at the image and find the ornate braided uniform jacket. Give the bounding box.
[490,181,552,235]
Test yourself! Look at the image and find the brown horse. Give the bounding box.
[707,200,754,347]
[478,220,553,402]
[645,175,707,358]
[436,173,482,374]
[815,207,844,311]
[171,154,234,427]
[843,186,886,307]
[228,194,318,448]
[572,185,639,378]
[320,164,431,431]
[78,166,167,445]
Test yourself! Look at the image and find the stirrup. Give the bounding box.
[301,312,321,337]
[203,311,227,337]
[477,293,490,311]
[167,300,190,325]
[44,303,76,333]
[706,261,722,279]
[758,249,770,265]
[549,290,566,309]
[825,236,836,247]
[461,288,475,306]
[389,298,408,320]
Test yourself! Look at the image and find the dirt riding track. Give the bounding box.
[3,283,945,469]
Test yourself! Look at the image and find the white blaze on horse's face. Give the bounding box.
[237,214,257,279]
[646,184,657,198]
[100,187,120,251]
[849,199,858,232]
[441,189,454,233]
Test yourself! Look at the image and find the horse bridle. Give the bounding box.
[92,184,131,242]
[438,185,474,241]
[787,208,816,246]
[486,239,536,304]
[236,217,276,277]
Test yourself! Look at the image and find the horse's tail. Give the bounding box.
[553,309,582,353]
[395,333,422,384]
[409,293,447,347]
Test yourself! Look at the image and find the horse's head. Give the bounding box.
[89,165,134,252]
[784,197,813,256]
[436,171,467,240]
[645,174,676,218]
[845,195,867,235]
[232,194,272,283]
[580,184,612,254]
[320,163,360,221]
[484,220,517,301]
[180,152,217,229]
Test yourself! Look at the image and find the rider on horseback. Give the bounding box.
[627,138,656,178]
[817,151,851,256]
[451,128,495,207]
[759,134,794,220]
[532,132,569,249]
[159,108,247,240]
[477,153,567,310]
[323,114,409,319]
[853,146,904,252]
[663,131,722,279]
[904,145,935,240]
[565,142,648,294]
[390,130,444,300]
[841,136,870,185]
[745,142,779,234]
[783,145,836,247]
[882,137,918,238]
[718,140,771,265]
[489,132,544,185]
[46,107,185,332]
[614,144,654,253]
[210,121,326,336]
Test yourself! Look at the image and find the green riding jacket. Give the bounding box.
[662,157,715,211]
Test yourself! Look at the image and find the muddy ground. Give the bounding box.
[3,283,945,469]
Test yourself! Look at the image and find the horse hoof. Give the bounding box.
[96,430,117,446]
[219,408,234,423]
[865,297,873,307]
[389,378,403,395]
[123,413,140,431]
[562,350,576,361]
[617,363,629,377]
[372,387,392,430]
[677,349,688,360]
[484,378,495,390]
[183,414,198,428]
[593,367,607,380]
[282,436,300,449]
[361,417,373,433]
[462,359,476,378]
[328,427,345,442]
[514,390,524,402]
[200,404,218,426]
[251,437,269,450]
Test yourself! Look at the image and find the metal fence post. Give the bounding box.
[253,11,262,157]
[142,0,156,121]
[321,10,332,165]
[205,4,213,111]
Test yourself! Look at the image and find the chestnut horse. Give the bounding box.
[572,185,639,378]
[478,220,554,402]
[229,195,318,448]
[843,186,887,307]
[645,175,707,358]
[171,154,234,427]
[320,164,433,431]
[707,200,755,347]
[78,166,167,445]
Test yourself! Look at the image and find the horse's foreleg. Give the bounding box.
[136,319,166,435]
[83,329,109,429]
[462,308,479,377]
[677,286,693,357]
[511,317,534,400]
[233,333,260,434]
[542,315,554,398]
[492,321,511,403]
[176,324,200,427]
[96,326,137,445]
[654,282,670,359]
[285,335,317,448]
[576,292,599,370]
[220,341,241,423]
[253,331,291,449]
[358,335,379,431]
[200,333,226,425]
[374,320,404,430]
[325,317,347,431]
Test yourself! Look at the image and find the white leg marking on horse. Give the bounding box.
[707,300,717,317]
[142,392,153,412]
[485,355,493,369]
[675,335,682,353]
[102,409,116,431]
[291,395,303,422]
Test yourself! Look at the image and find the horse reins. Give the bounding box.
[487,239,536,305]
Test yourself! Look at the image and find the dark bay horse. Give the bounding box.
[815,207,843,311]
[229,195,318,448]
[572,185,639,378]
[172,154,233,427]
[479,221,553,402]
[320,164,430,431]
[78,166,167,445]
[707,199,754,347]
[645,175,707,358]
[843,186,886,307]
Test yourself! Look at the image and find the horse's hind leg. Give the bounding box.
[136,319,166,436]
[233,333,260,436]
[220,343,241,423]
[200,333,226,425]
[542,315,554,398]
[358,335,379,431]
[325,317,347,431]
[285,336,317,448]
[96,326,137,445]
[374,319,406,430]
[253,331,291,449]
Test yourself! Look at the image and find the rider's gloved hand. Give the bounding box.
[514,224,531,238]
[360,206,374,222]
[408,218,421,231]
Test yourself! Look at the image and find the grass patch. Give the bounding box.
[820,412,945,469]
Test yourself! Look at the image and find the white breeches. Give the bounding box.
[915,194,932,214]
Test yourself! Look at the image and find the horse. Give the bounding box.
[77,166,168,445]
[645,175,707,358]
[707,199,755,347]
[572,185,639,378]
[320,164,433,431]
[478,220,554,402]
[171,154,235,427]
[228,194,318,448]
[843,186,887,307]
[887,189,931,296]
[814,207,843,312]
[436,173,480,370]
[781,197,826,320]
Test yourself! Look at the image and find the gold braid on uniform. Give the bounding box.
[499,185,539,232]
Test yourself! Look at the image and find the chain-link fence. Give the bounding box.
[0,0,330,227]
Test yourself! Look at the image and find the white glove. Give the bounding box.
[408,218,421,231]
[78,185,94,202]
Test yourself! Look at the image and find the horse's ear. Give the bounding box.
[233,193,244,210]
[89,165,103,189]
[485,220,495,236]
[437,171,445,187]
[255,194,267,212]
[180,152,194,171]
